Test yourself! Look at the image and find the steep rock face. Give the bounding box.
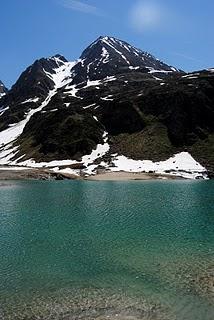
[0,55,70,131]
[11,55,67,98]
[0,80,7,98]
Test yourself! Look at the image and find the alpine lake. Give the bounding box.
[0,180,213,320]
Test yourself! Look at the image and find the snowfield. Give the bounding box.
[0,147,209,180]
[110,152,208,180]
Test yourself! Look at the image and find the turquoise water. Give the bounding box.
[0,180,213,319]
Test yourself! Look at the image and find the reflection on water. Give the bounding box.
[0,180,213,319]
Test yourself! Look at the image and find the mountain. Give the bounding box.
[0,36,213,179]
[0,55,76,132]
[0,80,7,98]
[68,36,180,85]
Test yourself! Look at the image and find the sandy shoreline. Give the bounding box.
[86,171,180,181]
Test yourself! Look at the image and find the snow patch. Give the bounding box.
[52,167,79,177]
[182,73,200,79]
[0,166,31,171]
[148,68,172,74]
[102,38,131,65]
[83,103,96,109]
[65,84,81,98]
[101,47,110,64]
[129,66,140,70]
[0,93,6,99]
[9,131,110,177]
[93,116,98,122]
[82,131,110,175]
[110,152,208,180]
[21,97,40,104]
[87,80,101,87]
[101,95,114,101]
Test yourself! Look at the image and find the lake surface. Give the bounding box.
[0,180,213,319]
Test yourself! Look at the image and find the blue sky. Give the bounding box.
[1,0,214,88]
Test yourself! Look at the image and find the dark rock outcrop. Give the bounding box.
[0,80,7,97]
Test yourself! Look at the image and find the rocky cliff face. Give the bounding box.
[0,37,213,179]
[0,80,7,98]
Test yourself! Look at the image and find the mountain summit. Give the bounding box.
[69,36,179,85]
[81,36,178,72]
[0,36,213,179]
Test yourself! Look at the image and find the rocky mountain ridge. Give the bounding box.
[0,36,213,179]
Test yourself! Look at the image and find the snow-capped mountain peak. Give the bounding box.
[66,35,179,85]
[82,35,178,70]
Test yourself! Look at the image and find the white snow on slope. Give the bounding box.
[85,80,102,87]
[102,38,131,65]
[0,106,9,116]
[0,59,78,164]
[103,76,117,82]
[16,158,77,168]
[110,152,208,180]
[182,73,200,78]
[83,103,97,109]
[0,140,208,180]
[129,66,140,70]
[148,68,172,74]
[0,146,19,165]
[52,167,80,177]
[21,97,40,104]
[0,93,6,99]
[101,95,114,101]
[101,47,110,64]
[79,76,116,91]
[82,132,110,175]
[65,84,81,98]
[0,90,57,164]
[7,131,110,177]
[0,166,31,171]
[43,60,78,88]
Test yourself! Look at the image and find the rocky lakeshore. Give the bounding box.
[0,168,80,181]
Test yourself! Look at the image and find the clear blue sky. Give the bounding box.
[1,0,214,88]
